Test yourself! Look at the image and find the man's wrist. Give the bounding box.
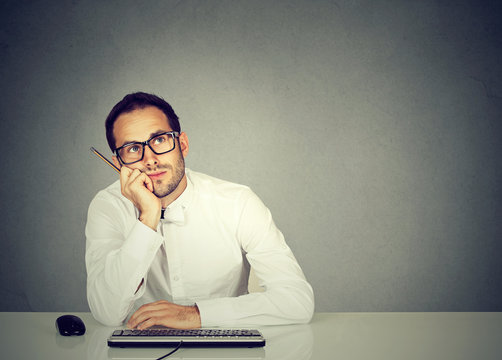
[139,211,159,231]
[189,305,201,328]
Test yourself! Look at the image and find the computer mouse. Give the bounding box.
[55,315,86,336]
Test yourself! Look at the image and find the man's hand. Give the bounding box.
[120,167,161,230]
[127,300,201,330]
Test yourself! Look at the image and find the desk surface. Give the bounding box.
[1,312,501,359]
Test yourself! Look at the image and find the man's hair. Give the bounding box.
[105,92,181,151]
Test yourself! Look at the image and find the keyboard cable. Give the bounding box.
[156,340,183,360]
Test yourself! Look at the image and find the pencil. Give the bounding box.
[90,147,120,173]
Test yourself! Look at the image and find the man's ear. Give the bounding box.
[179,132,189,157]
[112,155,121,169]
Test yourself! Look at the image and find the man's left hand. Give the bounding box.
[127,300,201,329]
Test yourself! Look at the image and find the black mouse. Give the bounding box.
[55,315,86,336]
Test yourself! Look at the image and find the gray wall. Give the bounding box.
[1,0,501,313]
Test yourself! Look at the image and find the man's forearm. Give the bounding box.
[195,280,314,327]
[86,219,164,325]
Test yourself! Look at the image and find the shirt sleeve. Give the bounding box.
[196,189,315,327]
[85,191,164,326]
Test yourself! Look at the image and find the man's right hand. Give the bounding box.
[120,167,161,231]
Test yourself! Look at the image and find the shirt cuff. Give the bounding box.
[196,298,232,327]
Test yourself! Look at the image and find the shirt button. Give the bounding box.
[173,275,179,281]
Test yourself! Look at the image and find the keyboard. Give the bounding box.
[107,328,266,348]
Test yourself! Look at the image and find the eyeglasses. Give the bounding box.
[115,131,180,165]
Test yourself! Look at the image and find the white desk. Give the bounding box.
[1,312,501,359]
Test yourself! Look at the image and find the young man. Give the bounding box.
[85,92,314,329]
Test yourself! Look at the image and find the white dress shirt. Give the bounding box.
[85,169,314,327]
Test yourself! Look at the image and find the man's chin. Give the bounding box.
[153,181,179,198]
[153,188,171,198]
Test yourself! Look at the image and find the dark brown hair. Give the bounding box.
[105,92,180,151]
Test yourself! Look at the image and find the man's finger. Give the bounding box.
[127,303,156,328]
[136,317,157,330]
[119,166,133,190]
[127,301,200,330]
[126,169,143,186]
[134,172,154,193]
[128,307,164,329]
[120,167,143,193]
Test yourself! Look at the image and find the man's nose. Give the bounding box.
[142,145,159,166]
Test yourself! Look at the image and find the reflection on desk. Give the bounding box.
[0,312,501,360]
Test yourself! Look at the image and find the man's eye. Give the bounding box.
[127,145,141,153]
[152,135,166,145]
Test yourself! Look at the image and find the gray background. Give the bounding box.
[1,0,501,313]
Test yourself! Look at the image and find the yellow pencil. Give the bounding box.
[90,147,120,173]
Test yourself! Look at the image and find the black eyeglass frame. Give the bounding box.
[114,131,180,165]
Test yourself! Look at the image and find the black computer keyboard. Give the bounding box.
[107,328,266,348]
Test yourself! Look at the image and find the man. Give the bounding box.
[85,92,314,329]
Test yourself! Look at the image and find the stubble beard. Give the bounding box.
[152,156,185,198]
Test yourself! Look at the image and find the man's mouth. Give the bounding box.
[147,171,166,181]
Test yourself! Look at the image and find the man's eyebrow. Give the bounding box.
[150,129,171,138]
[119,129,170,147]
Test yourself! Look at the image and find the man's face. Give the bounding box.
[111,106,189,199]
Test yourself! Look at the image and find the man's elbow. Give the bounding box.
[296,292,315,324]
[87,292,128,327]
[89,304,128,327]
[283,285,315,324]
